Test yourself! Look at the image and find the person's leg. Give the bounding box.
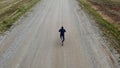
[62,35,65,42]
[60,35,62,40]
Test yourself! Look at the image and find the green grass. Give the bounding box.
[78,0,120,51]
[0,0,40,33]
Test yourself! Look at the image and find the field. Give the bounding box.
[78,0,120,53]
[88,0,120,26]
[111,0,120,2]
[0,0,40,33]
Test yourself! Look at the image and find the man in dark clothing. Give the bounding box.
[59,26,66,43]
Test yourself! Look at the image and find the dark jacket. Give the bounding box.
[59,28,66,36]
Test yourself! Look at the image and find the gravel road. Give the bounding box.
[0,0,119,68]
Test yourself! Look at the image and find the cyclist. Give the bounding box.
[59,26,66,45]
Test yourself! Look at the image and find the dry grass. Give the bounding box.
[88,0,120,27]
[78,0,120,53]
[0,0,40,33]
[111,0,120,2]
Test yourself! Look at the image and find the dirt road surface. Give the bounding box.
[0,0,119,68]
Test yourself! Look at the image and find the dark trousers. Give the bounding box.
[60,35,65,42]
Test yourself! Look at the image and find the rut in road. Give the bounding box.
[0,0,119,68]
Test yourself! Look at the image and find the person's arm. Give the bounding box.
[64,29,66,32]
[59,29,61,32]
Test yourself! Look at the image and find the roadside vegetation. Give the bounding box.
[78,0,120,53]
[0,0,40,33]
[88,0,120,29]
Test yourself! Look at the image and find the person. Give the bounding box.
[59,26,66,45]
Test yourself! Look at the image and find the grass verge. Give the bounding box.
[78,0,120,52]
[0,0,40,33]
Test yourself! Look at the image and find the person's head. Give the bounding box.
[61,26,64,29]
